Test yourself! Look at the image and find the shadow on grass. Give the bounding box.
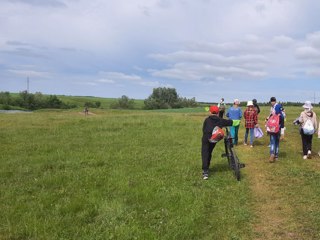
[210,162,232,173]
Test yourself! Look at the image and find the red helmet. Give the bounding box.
[209,126,225,143]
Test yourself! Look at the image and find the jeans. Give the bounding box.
[270,132,280,157]
[230,126,239,145]
[244,128,254,145]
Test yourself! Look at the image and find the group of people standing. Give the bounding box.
[201,97,319,180]
[223,98,261,148]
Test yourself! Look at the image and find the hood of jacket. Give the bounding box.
[304,110,313,118]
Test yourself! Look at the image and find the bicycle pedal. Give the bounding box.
[239,163,245,168]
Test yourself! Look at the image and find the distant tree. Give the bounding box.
[0,92,12,105]
[84,101,101,108]
[16,91,36,109]
[95,101,101,108]
[144,87,180,109]
[46,95,63,108]
[144,87,198,109]
[0,91,75,110]
[111,95,135,109]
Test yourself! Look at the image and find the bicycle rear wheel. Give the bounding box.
[230,148,241,181]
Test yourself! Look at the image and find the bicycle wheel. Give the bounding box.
[224,139,231,164]
[230,148,241,181]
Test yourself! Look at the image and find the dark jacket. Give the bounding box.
[202,115,233,142]
[253,103,260,114]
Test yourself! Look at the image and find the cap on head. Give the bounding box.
[209,105,219,114]
[247,100,253,106]
[270,97,276,102]
[252,99,257,104]
[234,99,240,105]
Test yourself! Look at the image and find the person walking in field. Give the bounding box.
[294,101,317,159]
[84,107,89,116]
[201,105,240,180]
[266,99,284,162]
[218,98,226,118]
[280,107,286,141]
[252,98,260,115]
[226,99,242,145]
[243,100,258,147]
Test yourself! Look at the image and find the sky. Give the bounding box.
[1,0,320,103]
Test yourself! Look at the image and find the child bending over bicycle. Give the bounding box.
[201,105,240,180]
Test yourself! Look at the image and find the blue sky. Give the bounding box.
[1,0,320,103]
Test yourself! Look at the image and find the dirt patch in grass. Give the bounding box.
[242,146,304,240]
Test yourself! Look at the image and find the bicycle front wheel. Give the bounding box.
[230,148,241,181]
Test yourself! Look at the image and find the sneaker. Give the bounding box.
[303,155,307,160]
[269,154,275,163]
[307,150,312,159]
[250,145,253,148]
[275,156,278,161]
[244,143,247,146]
[203,173,209,180]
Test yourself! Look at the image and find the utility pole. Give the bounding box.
[27,76,29,93]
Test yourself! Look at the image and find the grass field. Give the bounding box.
[57,95,145,109]
[1,106,320,239]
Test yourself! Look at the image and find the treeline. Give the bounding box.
[0,87,199,110]
[0,91,76,110]
[111,87,198,110]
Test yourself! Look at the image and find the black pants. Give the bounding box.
[219,111,224,118]
[301,130,313,155]
[201,139,216,173]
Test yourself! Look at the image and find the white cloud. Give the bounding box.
[96,79,115,84]
[7,69,50,78]
[98,72,142,82]
[272,35,295,48]
[1,0,320,102]
[295,46,320,60]
[306,31,320,49]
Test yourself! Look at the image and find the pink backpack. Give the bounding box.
[266,114,280,133]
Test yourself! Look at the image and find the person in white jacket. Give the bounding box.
[297,101,317,159]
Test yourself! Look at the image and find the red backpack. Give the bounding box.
[266,114,280,133]
[209,126,225,143]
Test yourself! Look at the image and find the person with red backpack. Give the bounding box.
[201,105,240,180]
[266,97,284,162]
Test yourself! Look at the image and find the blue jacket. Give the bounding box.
[226,106,242,120]
[273,104,285,128]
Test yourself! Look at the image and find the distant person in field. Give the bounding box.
[218,98,226,118]
[201,105,240,180]
[84,107,89,116]
[226,99,242,145]
[266,97,284,162]
[243,101,258,147]
[252,98,260,115]
[293,101,317,160]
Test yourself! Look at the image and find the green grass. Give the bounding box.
[1,106,320,239]
[57,95,145,109]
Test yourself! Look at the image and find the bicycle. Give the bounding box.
[221,127,245,181]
